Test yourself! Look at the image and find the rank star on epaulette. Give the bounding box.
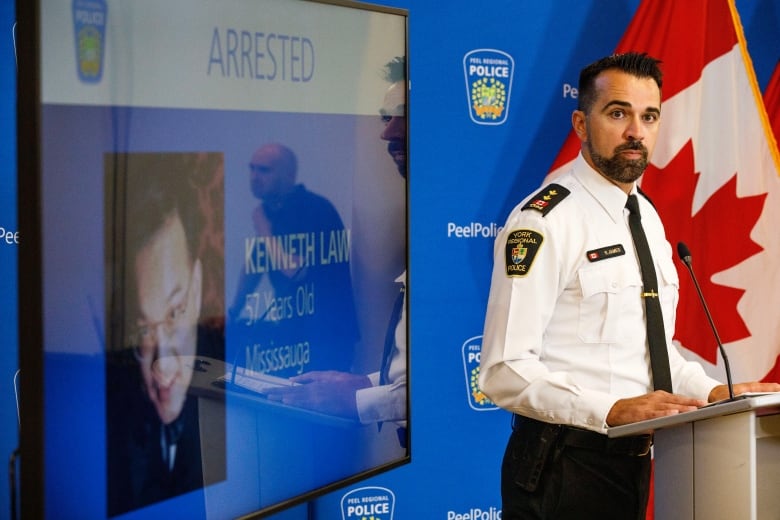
[522,184,570,216]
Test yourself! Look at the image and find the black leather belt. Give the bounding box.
[562,426,652,456]
[513,414,652,457]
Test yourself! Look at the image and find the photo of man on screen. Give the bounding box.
[105,152,226,516]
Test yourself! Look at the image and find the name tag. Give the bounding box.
[586,244,625,262]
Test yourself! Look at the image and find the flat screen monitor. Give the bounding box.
[16,0,409,518]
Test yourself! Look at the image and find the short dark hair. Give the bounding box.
[106,152,204,350]
[577,52,663,113]
[120,153,202,265]
[383,56,405,84]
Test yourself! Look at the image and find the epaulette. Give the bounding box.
[521,184,570,216]
[637,186,656,210]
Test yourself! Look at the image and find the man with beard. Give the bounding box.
[479,52,780,519]
[265,57,408,447]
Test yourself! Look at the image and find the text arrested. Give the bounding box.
[208,27,314,82]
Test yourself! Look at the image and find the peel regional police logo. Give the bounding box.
[462,335,497,411]
[72,0,107,83]
[463,49,514,125]
[341,486,395,520]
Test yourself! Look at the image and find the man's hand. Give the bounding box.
[708,382,780,403]
[264,371,371,420]
[606,391,705,427]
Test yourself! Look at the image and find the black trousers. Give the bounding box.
[502,416,652,520]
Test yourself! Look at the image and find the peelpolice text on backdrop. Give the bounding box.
[0,227,19,245]
[447,221,503,238]
[447,506,502,520]
[562,82,579,99]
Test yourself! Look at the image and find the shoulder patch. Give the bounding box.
[505,229,544,277]
[521,184,570,216]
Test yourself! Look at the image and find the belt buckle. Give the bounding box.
[638,443,650,456]
[636,435,652,456]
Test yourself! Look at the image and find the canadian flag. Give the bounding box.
[765,60,780,142]
[760,59,780,381]
[548,0,780,385]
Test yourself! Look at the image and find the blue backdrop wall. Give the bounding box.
[3,0,779,518]
[310,1,780,518]
[1,0,18,517]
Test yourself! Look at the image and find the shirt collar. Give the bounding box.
[572,152,636,223]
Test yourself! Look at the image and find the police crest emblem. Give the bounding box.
[505,229,543,277]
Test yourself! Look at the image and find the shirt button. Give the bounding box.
[611,281,618,289]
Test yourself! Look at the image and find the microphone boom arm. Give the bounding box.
[677,242,735,401]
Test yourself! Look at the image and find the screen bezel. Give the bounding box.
[16,0,410,517]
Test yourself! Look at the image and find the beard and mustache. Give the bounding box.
[386,139,407,178]
[588,139,649,184]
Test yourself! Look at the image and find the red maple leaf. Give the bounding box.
[762,357,780,383]
[641,140,766,364]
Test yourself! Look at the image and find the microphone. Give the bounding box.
[676,242,735,401]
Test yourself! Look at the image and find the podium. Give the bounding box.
[609,393,780,519]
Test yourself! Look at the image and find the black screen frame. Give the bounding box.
[16,0,410,517]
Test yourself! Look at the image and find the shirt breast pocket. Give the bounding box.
[656,257,679,316]
[577,264,642,343]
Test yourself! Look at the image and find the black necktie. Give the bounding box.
[378,286,405,436]
[161,416,185,472]
[380,287,405,385]
[625,194,673,392]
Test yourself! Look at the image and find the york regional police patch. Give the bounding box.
[505,229,543,277]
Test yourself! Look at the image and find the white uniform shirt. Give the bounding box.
[356,272,407,425]
[479,154,720,433]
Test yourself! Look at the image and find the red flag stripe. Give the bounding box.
[763,59,780,159]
